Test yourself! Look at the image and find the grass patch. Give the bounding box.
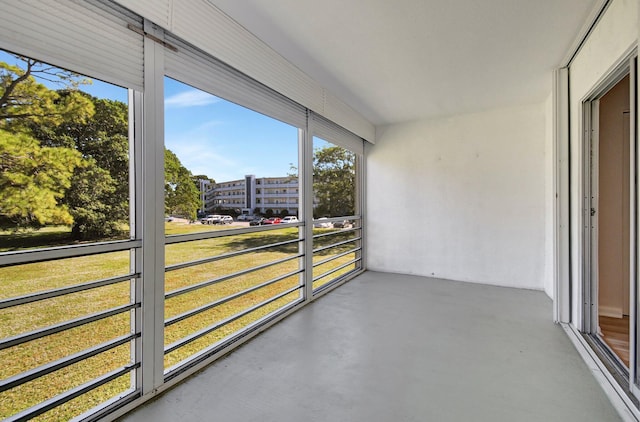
[0,226,129,253]
[0,223,360,420]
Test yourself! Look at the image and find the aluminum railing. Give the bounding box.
[162,224,305,376]
[0,240,140,422]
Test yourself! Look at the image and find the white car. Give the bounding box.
[203,215,221,224]
[313,217,332,228]
[281,216,299,224]
[219,215,233,224]
[237,214,253,221]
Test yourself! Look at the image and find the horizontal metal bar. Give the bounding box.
[165,253,302,300]
[165,223,302,245]
[0,273,138,310]
[165,238,302,272]
[165,285,301,355]
[313,258,361,283]
[0,333,138,393]
[0,239,140,268]
[0,303,139,351]
[312,236,361,254]
[313,246,362,268]
[313,215,360,224]
[312,226,359,239]
[165,269,303,327]
[7,363,138,422]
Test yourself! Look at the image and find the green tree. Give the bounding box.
[27,94,129,240]
[192,175,214,184]
[165,149,200,220]
[313,146,356,218]
[0,57,93,129]
[0,129,82,230]
[0,55,108,238]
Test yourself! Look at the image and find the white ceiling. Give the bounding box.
[210,0,599,126]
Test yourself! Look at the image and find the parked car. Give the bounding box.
[219,215,233,224]
[201,215,221,224]
[281,216,299,224]
[313,217,332,228]
[237,214,253,221]
[332,220,353,229]
[164,215,174,222]
[262,217,282,225]
[249,217,266,226]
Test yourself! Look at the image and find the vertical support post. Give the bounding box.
[139,19,166,393]
[630,55,638,392]
[585,100,600,335]
[131,88,143,390]
[554,67,572,324]
[303,113,315,300]
[356,143,366,271]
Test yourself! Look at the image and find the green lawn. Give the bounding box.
[0,222,359,421]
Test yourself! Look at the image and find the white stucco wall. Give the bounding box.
[366,103,547,290]
[567,0,638,324]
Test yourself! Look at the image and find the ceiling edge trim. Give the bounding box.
[561,0,612,68]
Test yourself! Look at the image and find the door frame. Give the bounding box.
[582,98,600,336]
[579,53,638,395]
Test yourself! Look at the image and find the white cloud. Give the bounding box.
[165,90,219,108]
[165,117,295,182]
[165,123,240,180]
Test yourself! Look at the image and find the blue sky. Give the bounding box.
[164,77,299,182]
[1,50,302,182]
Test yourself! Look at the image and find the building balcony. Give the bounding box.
[258,193,299,198]
[215,186,245,191]
[216,193,245,198]
[256,182,298,188]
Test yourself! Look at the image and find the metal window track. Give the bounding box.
[0,303,139,351]
[0,333,138,393]
[165,269,303,327]
[164,285,301,355]
[0,273,138,310]
[165,253,302,300]
[165,238,301,272]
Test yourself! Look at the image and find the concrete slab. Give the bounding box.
[121,271,621,421]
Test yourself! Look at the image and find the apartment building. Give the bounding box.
[206,175,299,215]
[195,178,212,214]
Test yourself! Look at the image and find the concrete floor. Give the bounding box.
[122,271,621,422]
